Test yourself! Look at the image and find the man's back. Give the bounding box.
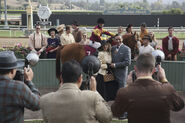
[41,83,112,123]
[0,76,40,123]
[111,79,184,123]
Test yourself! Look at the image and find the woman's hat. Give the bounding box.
[56,24,65,32]
[142,35,152,42]
[0,51,24,69]
[48,28,58,36]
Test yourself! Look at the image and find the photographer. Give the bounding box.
[111,53,184,123]
[0,51,40,123]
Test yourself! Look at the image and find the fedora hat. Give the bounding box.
[48,28,58,36]
[0,51,24,69]
[71,20,79,26]
[142,35,152,42]
[56,24,65,32]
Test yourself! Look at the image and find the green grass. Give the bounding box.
[0,30,24,37]
[0,30,184,39]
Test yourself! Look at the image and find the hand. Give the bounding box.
[90,76,96,91]
[110,63,115,68]
[157,65,167,82]
[24,67,34,81]
[37,51,41,55]
[49,50,54,53]
[126,71,134,86]
[167,54,172,59]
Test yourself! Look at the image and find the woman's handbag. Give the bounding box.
[103,73,115,82]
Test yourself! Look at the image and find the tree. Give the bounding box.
[163,8,184,15]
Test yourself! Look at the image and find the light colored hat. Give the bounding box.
[80,27,87,35]
[56,24,65,32]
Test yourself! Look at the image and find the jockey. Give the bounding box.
[89,18,115,49]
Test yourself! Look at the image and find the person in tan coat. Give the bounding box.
[40,60,112,123]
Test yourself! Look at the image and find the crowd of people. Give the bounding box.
[0,18,184,123]
[0,50,184,123]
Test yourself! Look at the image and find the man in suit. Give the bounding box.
[162,26,179,61]
[40,60,112,123]
[111,35,131,88]
[111,53,184,123]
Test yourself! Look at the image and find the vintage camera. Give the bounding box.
[13,52,39,81]
[132,50,165,82]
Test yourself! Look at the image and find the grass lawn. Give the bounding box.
[0,30,184,39]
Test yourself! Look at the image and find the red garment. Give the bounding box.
[162,36,179,57]
[90,25,114,42]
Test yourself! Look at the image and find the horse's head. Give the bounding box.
[122,32,139,59]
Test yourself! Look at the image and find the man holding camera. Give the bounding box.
[0,51,40,123]
[40,60,112,123]
[111,53,184,123]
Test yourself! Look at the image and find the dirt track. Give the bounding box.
[0,38,184,49]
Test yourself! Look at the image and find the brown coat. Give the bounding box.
[72,28,83,43]
[111,79,184,123]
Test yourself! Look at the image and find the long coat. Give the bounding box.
[40,83,112,123]
[111,44,131,88]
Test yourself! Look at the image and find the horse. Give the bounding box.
[56,43,98,80]
[122,32,140,59]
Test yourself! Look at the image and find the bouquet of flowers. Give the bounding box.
[0,43,31,59]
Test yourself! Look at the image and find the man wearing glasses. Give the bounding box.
[29,24,47,58]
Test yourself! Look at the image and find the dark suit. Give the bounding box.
[162,36,179,60]
[111,79,184,123]
[111,44,131,88]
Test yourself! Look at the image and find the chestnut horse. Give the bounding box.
[122,33,139,59]
[56,43,87,79]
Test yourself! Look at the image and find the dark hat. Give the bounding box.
[127,24,133,28]
[72,20,79,26]
[100,40,108,47]
[0,51,24,69]
[48,28,58,36]
[97,18,105,24]
[126,24,133,32]
[141,22,147,27]
[142,35,152,42]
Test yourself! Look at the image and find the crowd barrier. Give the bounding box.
[31,59,185,91]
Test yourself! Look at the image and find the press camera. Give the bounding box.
[13,52,39,81]
[132,50,165,82]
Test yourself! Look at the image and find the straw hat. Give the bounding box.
[56,24,65,32]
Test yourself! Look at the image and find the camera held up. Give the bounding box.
[132,50,165,82]
[13,52,39,81]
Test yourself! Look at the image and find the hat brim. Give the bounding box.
[48,28,58,35]
[142,38,152,42]
[0,61,24,69]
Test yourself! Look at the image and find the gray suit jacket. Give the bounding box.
[111,44,131,88]
[40,83,112,123]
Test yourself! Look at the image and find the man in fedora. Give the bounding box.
[0,51,40,123]
[56,24,65,45]
[139,35,154,55]
[72,20,83,43]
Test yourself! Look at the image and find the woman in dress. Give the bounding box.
[149,31,158,49]
[96,40,118,101]
[46,28,60,59]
